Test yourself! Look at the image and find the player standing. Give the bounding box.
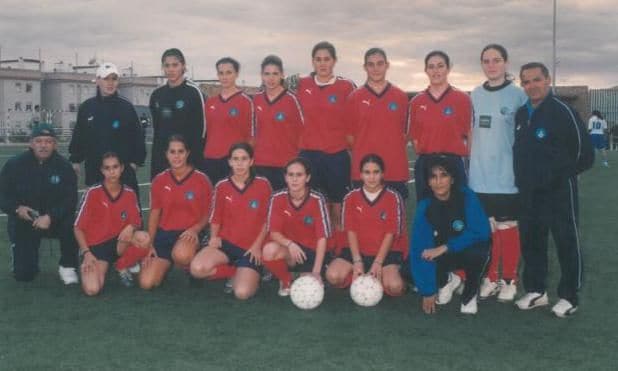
[203,58,254,184]
[190,143,271,300]
[262,158,332,296]
[139,135,212,290]
[588,110,609,167]
[252,55,304,191]
[408,50,472,201]
[326,154,406,296]
[469,44,528,302]
[150,48,206,179]
[346,48,410,199]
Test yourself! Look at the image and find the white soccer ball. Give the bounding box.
[350,274,384,307]
[290,275,325,310]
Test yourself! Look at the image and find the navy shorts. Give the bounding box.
[338,248,403,268]
[255,166,285,191]
[476,193,520,221]
[590,134,607,150]
[89,238,120,264]
[299,150,351,203]
[351,181,409,201]
[220,239,261,272]
[153,229,183,262]
[289,243,330,274]
[203,157,230,185]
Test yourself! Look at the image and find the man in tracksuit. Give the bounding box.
[513,62,593,317]
[69,62,146,197]
[0,124,79,283]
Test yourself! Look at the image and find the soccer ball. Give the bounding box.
[350,274,383,307]
[290,275,324,310]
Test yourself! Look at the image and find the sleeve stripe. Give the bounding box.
[242,92,256,137]
[186,80,207,138]
[287,92,305,126]
[74,185,99,227]
[552,97,582,163]
[311,191,332,238]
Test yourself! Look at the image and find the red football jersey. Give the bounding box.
[346,83,410,182]
[252,90,304,167]
[209,176,272,250]
[75,185,142,246]
[342,187,405,256]
[297,75,356,153]
[408,86,472,156]
[267,189,332,250]
[150,169,213,231]
[203,91,254,159]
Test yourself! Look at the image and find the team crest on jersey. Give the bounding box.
[50,175,61,184]
[275,112,286,122]
[161,108,173,119]
[303,215,314,225]
[380,211,387,221]
[443,106,454,116]
[176,100,185,109]
[249,200,259,209]
[535,127,547,140]
[185,191,195,200]
[120,211,127,221]
[229,107,239,117]
[452,219,465,232]
[328,95,338,104]
[112,120,120,129]
[388,102,399,111]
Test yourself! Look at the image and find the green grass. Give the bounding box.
[0,145,617,370]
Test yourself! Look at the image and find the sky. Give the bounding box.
[1,0,616,91]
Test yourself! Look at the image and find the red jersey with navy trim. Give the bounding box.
[150,169,213,231]
[203,91,254,159]
[75,185,141,246]
[342,187,406,256]
[297,75,356,153]
[209,176,272,250]
[346,83,410,182]
[252,90,304,167]
[408,86,472,156]
[267,189,332,250]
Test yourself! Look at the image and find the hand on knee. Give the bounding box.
[132,231,151,248]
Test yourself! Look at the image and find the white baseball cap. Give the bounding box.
[96,62,119,79]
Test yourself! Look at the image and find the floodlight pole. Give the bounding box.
[552,0,557,91]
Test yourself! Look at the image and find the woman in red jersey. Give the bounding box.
[190,142,272,300]
[202,57,254,184]
[75,152,150,295]
[262,158,332,296]
[408,50,472,201]
[139,135,212,290]
[326,154,406,296]
[252,55,304,191]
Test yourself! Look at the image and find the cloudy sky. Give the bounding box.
[1,0,616,90]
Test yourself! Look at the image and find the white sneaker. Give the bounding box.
[497,279,517,302]
[551,299,578,318]
[278,281,291,297]
[437,273,462,305]
[58,266,79,285]
[128,264,141,274]
[460,295,478,314]
[479,278,499,299]
[515,292,548,310]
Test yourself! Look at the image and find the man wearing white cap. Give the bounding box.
[69,62,146,197]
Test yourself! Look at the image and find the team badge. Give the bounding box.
[185,191,195,200]
[112,120,120,129]
[535,127,547,140]
[443,106,454,116]
[452,219,465,232]
[328,95,338,104]
[433,230,438,237]
[380,211,387,221]
[303,215,314,225]
[50,175,61,184]
[176,100,185,109]
[161,108,173,119]
[229,107,239,117]
[275,112,286,122]
[120,211,127,221]
[249,200,259,209]
[388,102,398,111]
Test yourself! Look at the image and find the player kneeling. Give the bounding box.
[262,158,332,296]
[190,143,271,300]
[326,154,406,298]
[74,152,150,295]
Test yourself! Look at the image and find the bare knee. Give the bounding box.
[172,248,195,267]
[234,285,257,300]
[132,231,151,248]
[383,278,405,296]
[262,242,281,261]
[82,282,102,296]
[139,273,161,290]
[326,267,344,285]
[190,259,214,278]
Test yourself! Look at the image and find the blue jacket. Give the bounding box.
[410,186,490,297]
